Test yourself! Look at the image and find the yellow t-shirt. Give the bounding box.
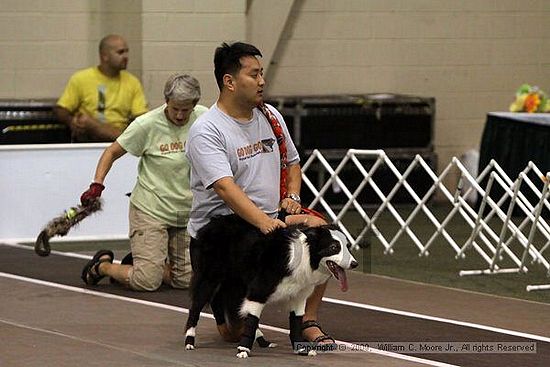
[57,67,148,132]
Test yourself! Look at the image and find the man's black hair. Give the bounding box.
[214,42,262,90]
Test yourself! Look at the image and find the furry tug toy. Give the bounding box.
[34,199,102,257]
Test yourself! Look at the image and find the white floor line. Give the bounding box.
[369,273,550,307]
[323,297,550,344]
[1,242,119,262]
[0,272,456,367]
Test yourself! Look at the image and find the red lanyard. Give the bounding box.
[257,103,287,201]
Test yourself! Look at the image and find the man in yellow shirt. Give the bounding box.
[54,34,148,142]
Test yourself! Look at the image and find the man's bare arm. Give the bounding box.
[213,177,285,234]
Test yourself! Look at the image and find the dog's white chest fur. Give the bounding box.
[268,233,329,304]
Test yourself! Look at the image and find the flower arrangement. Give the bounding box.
[509,84,550,113]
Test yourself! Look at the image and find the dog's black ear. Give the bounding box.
[303,227,324,270]
[300,225,323,241]
[323,223,339,231]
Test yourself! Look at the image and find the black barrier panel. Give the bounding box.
[0,99,70,144]
[265,94,435,151]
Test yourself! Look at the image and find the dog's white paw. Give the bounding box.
[236,351,249,358]
[267,342,277,348]
[236,346,250,358]
[185,344,195,350]
[308,350,317,356]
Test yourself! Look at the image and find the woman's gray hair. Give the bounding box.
[163,73,201,104]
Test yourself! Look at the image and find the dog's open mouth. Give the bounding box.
[326,260,348,292]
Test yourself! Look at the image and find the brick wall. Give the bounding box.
[0,0,143,98]
[1,0,549,191]
[266,0,550,187]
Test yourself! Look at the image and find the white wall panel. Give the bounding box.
[0,143,138,242]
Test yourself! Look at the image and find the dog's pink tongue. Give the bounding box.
[337,268,348,292]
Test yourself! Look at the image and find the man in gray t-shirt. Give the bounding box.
[186,41,333,346]
[186,103,299,238]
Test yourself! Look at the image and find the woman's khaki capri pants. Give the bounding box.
[128,203,192,291]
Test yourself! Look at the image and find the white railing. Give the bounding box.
[301,149,550,292]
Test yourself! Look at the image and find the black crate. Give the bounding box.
[0,99,70,144]
[265,94,434,150]
[301,148,437,206]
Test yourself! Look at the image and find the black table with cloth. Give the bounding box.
[479,112,550,179]
[478,112,550,215]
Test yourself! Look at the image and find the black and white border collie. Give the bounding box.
[184,214,358,358]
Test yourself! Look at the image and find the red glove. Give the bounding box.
[80,182,105,206]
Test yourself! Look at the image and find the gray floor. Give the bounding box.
[1,277,425,367]
[1,243,550,367]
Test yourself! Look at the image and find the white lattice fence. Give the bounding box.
[301,149,550,292]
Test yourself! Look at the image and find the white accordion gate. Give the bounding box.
[301,149,550,292]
